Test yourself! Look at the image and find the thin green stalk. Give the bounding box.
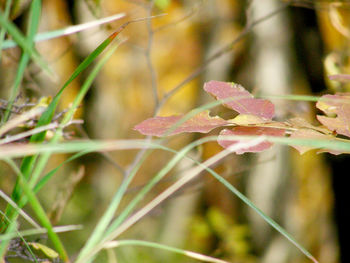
[1,29,122,231]
[0,0,42,233]
[98,138,318,263]
[77,99,240,261]
[1,12,125,49]
[3,158,69,262]
[0,225,82,241]
[33,150,92,193]
[2,0,41,123]
[0,211,39,263]
[104,147,199,234]
[26,40,124,263]
[105,239,229,263]
[1,0,43,230]
[75,150,152,263]
[0,8,52,76]
[0,190,40,229]
[1,136,350,160]
[0,0,12,59]
[29,41,122,190]
[0,39,122,257]
[2,40,122,237]
[260,94,321,102]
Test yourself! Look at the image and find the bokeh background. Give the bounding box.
[1,0,350,262]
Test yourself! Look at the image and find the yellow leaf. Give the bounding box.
[28,242,59,258]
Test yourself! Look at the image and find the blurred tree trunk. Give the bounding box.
[246,1,338,263]
[316,2,350,263]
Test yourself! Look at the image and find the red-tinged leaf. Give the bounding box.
[217,127,285,154]
[287,117,332,135]
[134,110,229,137]
[204,81,275,120]
[329,74,350,83]
[316,94,350,137]
[316,149,346,155]
[290,128,334,154]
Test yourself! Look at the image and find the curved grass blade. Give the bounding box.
[0,8,52,76]
[1,136,350,160]
[105,137,318,263]
[0,211,40,263]
[1,12,125,49]
[0,39,123,250]
[3,158,69,262]
[3,29,123,222]
[33,150,91,193]
[0,0,12,59]
[104,239,229,263]
[0,22,125,241]
[0,190,40,229]
[74,136,318,263]
[1,0,42,123]
[28,40,124,194]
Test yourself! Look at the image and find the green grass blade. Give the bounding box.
[260,94,321,102]
[5,30,121,209]
[3,158,69,262]
[0,0,42,231]
[1,136,350,160]
[1,12,125,49]
[0,190,40,229]
[0,139,166,159]
[105,239,229,263]
[0,8,53,76]
[1,136,350,159]
[31,42,125,263]
[29,41,123,191]
[71,135,318,263]
[1,0,42,123]
[30,31,120,144]
[75,99,238,257]
[33,150,91,193]
[1,28,122,236]
[0,225,82,241]
[0,0,12,59]
[102,137,318,263]
[75,150,151,263]
[0,39,123,251]
[0,211,40,263]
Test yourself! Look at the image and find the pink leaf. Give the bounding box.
[290,128,333,154]
[316,94,350,137]
[290,127,348,155]
[218,127,285,154]
[134,110,229,137]
[204,81,275,120]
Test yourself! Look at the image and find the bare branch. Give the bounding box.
[0,119,83,145]
[159,2,289,111]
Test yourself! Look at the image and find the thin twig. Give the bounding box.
[123,2,289,182]
[0,106,46,137]
[76,125,127,176]
[145,1,159,108]
[153,3,200,33]
[159,2,289,110]
[0,119,82,145]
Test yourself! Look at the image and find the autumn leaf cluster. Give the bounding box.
[135,76,350,155]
